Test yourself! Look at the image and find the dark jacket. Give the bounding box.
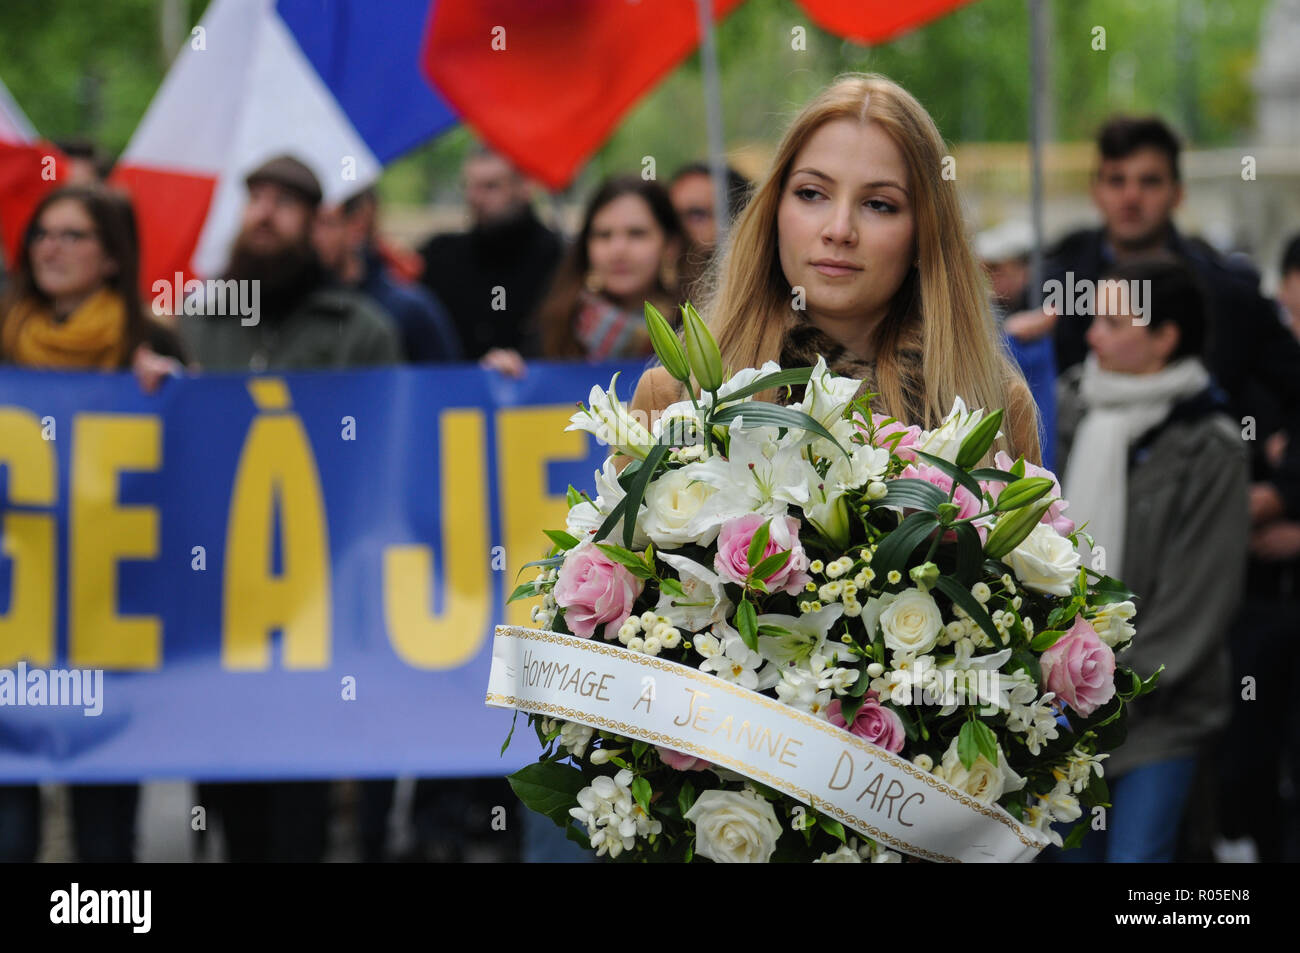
[1057,364,1249,777]
[359,247,461,364]
[179,284,401,372]
[419,205,563,360]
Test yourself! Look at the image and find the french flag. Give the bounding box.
[112,0,457,291]
[0,77,66,269]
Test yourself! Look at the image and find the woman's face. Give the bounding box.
[29,199,116,306]
[777,118,916,332]
[586,193,673,303]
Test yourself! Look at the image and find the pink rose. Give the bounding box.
[865,412,922,462]
[656,746,711,771]
[827,695,906,753]
[1041,615,1116,717]
[899,462,989,542]
[989,451,1074,536]
[553,541,644,640]
[713,514,810,595]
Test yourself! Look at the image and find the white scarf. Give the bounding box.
[1062,354,1210,579]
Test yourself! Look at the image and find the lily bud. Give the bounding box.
[644,301,690,382]
[680,301,724,392]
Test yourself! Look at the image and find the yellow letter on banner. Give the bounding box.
[70,415,161,669]
[223,380,330,670]
[496,407,590,628]
[383,409,490,668]
[0,409,56,666]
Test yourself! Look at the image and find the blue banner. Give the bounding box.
[0,361,646,782]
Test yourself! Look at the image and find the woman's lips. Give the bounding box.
[812,262,861,277]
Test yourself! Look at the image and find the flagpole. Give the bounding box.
[695,0,729,248]
[1027,0,1048,310]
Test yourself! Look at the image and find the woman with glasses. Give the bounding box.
[0,183,185,863]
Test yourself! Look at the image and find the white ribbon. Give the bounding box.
[486,626,1050,863]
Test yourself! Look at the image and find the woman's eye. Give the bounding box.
[865,199,897,213]
[794,187,822,201]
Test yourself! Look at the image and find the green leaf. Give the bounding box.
[714,367,815,404]
[631,739,648,759]
[955,409,1004,469]
[746,519,772,568]
[645,301,691,381]
[1062,821,1090,850]
[1028,629,1065,652]
[934,575,1003,647]
[911,449,984,500]
[507,582,540,604]
[500,709,520,755]
[565,821,592,849]
[952,523,983,585]
[957,720,981,770]
[677,780,697,817]
[622,442,669,549]
[967,466,1020,483]
[876,478,949,512]
[736,597,758,651]
[870,511,940,581]
[508,761,589,824]
[817,814,847,844]
[631,776,652,815]
[543,529,580,550]
[1010,456,1027,478]
[756,623,794,638]
[566,485,584,507]
[983,499,1054,559]
[750,548,792,582]
[514,554,564,580]
[709,402,849,459]
[596,542,655,578]
[660,577,688,599]
[592,496,628,546]
[1087,574,1137,605]
[1009,649,1042,688]
[993,477,1054,513]
[971,719,999,763]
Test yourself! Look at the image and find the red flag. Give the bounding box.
[423,0,745,189]
[0,141,64,270]
[795,0,977,45]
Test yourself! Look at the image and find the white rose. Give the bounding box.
[934,737,1025,805]
[641,469,720,547]
[814,844,863,863]
[1003,522,1080,597]
[877,587,944,656]
[684,789,783,863]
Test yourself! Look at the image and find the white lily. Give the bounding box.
[566,372,655,460]
[755,603,848,667]
[564,456,649,548]
[680,417,815,521]
[914,396,1001,464]
[653,552,733,633]
[793,355,864,431]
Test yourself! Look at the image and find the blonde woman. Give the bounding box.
[630,73,1041,464]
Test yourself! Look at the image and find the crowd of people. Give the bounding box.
[0,74,1298,863]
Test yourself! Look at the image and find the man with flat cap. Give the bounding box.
[181,154,401,371]
[183,155,399,863]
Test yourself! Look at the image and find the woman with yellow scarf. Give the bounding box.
[0,184,184,862]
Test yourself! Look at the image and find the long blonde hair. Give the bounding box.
[699,72,1032,447]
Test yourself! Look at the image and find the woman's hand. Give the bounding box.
[132,344,184,394]
[479,347,527,378]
